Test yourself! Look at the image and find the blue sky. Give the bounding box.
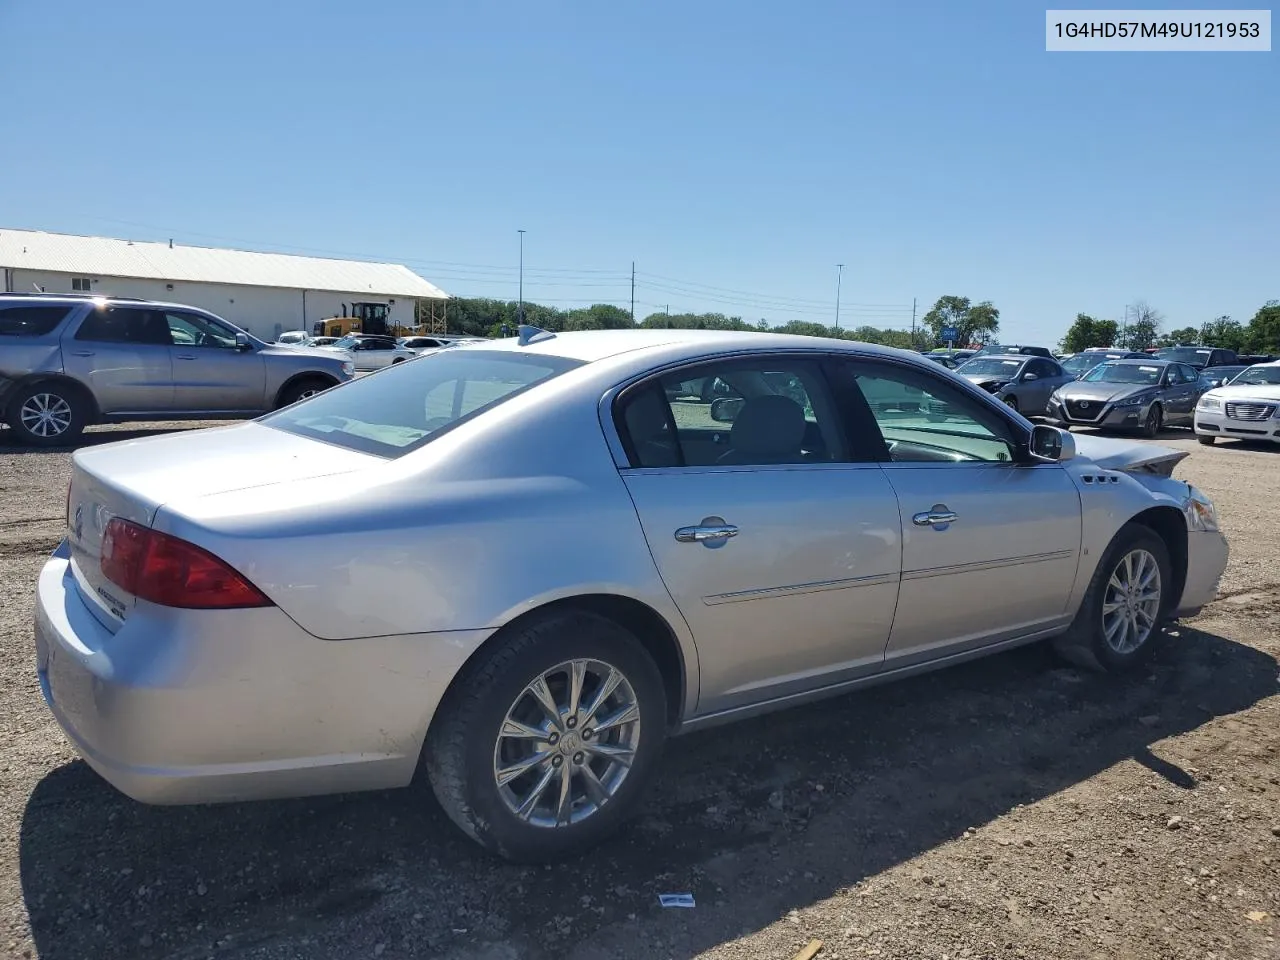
[2,0,1275,343]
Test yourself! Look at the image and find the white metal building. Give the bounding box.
[0,228,448,341]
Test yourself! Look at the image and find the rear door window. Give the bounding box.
[0,304,75,336]
[75,306,173,345]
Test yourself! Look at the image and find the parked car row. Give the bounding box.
[933,345,1280,442]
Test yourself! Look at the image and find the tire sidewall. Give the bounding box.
[279,378,330,407]
[1083,525,1172,671]
[7,382,86,447]
[1145,404,1162,437]
[437,614,667,862]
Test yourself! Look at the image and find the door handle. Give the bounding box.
[69,350,95,357]
[912,506,958,528]
[675,519,739,544]
[175,354,197,360]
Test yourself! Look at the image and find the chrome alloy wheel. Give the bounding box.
[1102,548,1162,655]
[19,392,72,438]
[492,659,641,828]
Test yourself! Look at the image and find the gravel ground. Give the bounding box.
[0,422,1277,960]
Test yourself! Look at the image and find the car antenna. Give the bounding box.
[517,324,556,346]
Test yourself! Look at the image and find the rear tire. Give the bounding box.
[1197,434,1216,446]
[5,381,87,447]
[1003,395,1019,411]
[424,610,667,863]
[1052,522,1171,673]
[277,376,334,408]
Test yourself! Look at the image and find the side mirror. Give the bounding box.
[1028,424,1075,463]
[235,332,251,351]
[709,397,744,423]
[1022,372,1039,381]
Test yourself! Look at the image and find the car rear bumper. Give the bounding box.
[34,544,491,805]
[1176,529,1230,616]
[1194,409,1280,443]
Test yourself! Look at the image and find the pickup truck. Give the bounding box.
[1,294,355,446]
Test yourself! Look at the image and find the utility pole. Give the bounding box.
[911,297,917,346]
[835,264,844,329]
[517,230,526,325]
[630,261,636,324]
[664,304,669,316]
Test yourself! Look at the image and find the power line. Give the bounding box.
[635,270,911,309]
[55,215,920,320]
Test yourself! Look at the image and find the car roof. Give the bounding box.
[0,292,219,312]
[1101,358,1171,366]
[460,328,920,365]
[964,353,1031,362]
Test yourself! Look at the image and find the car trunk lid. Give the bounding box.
[66,423,379,629]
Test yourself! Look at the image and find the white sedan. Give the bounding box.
[316,333,418,371]
[34,327,1228,862]
[1194,360,1280,445]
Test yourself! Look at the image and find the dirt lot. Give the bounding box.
[0,423,1277,960]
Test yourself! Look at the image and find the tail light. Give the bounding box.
[100,518,273,610]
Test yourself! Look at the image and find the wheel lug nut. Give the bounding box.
[573,752,584,765]
[566,717,577,729]
[582,728,593,740]
[548,733,559,745]
[552,755,563,767]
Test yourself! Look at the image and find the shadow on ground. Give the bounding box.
[0,427,185,453]
[20,624,1279,960]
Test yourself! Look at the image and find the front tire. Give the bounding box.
[277,376,334,408]
[425,610,667,862]
[6,381,87,447]
[1143,404,1163,438]
[1052,522,1171,673]
[1197,434,1216,446]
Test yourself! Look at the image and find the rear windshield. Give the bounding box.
[261,349,583,458]
[0,304,74,336]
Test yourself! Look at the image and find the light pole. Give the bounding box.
[835,264,844,329]
[517,229,526,325]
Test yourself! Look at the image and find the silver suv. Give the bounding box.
[0,294,355,446]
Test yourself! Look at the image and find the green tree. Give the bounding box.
[1244,300,1280,354]
[1059,314,1119,353]
[1118,301,1162,351]
[921,296,1000,347]
[1162,326,1199,346]
[1199,315,1245,351]
[562,304,635,331]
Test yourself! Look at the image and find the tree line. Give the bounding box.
[1060,300,1280,355]
[426,294,1280,357]
[425,294,1003,352]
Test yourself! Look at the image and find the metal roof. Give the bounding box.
[0,228,448,299]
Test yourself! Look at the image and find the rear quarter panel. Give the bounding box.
[0,303,85,404]
[151,371,699,711]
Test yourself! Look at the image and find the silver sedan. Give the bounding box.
[34,328,1228,861]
